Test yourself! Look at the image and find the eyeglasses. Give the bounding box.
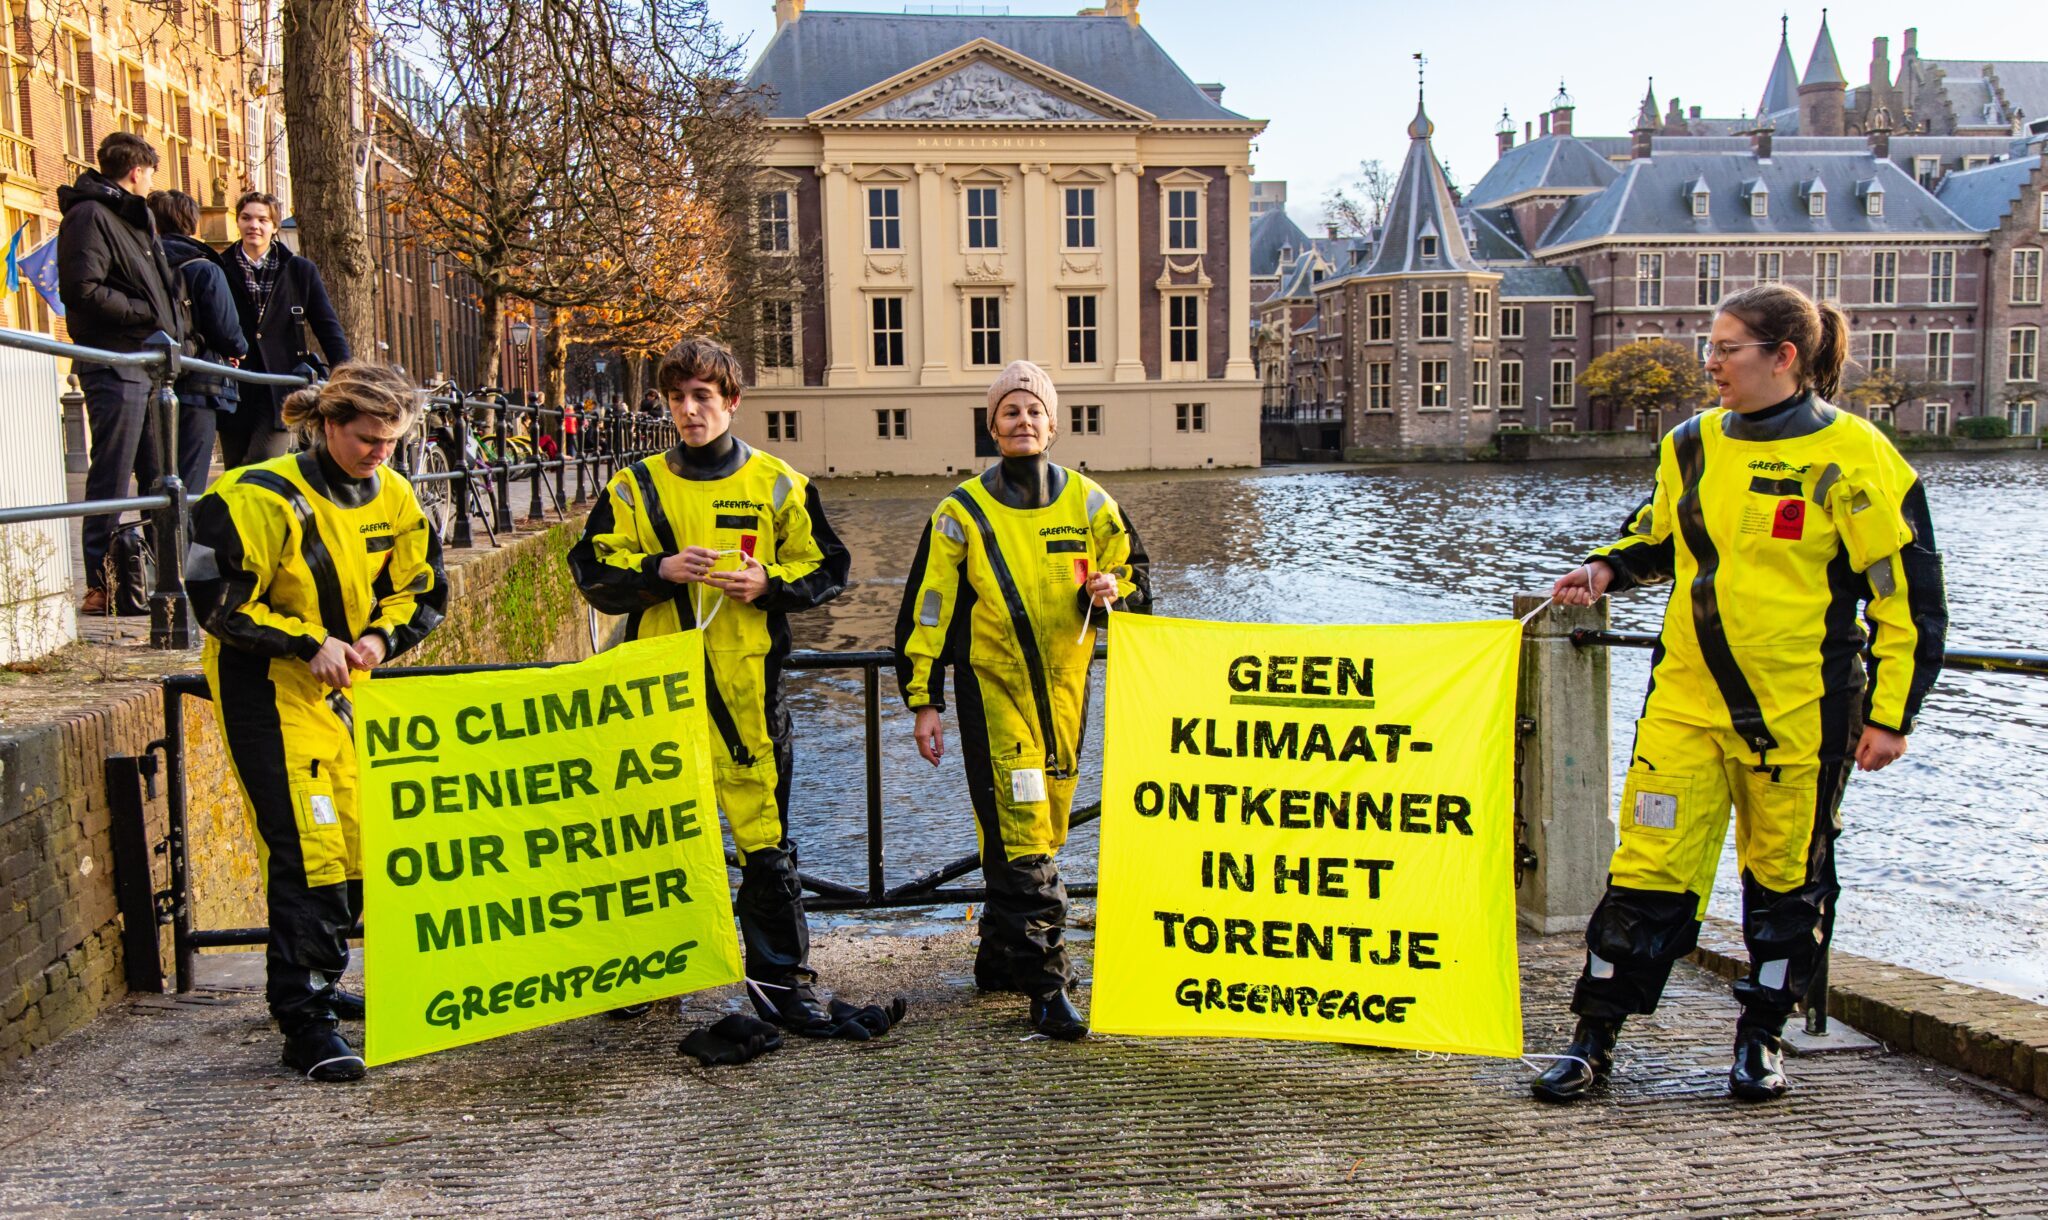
[1701,340,1779,360]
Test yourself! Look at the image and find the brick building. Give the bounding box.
[1260,19,2048,453]
[0,0,283,338]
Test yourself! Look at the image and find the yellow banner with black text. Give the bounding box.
[355,635,742,1065]
[1093,614,1524,1057]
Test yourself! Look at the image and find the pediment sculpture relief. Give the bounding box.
[873,62,1099,122]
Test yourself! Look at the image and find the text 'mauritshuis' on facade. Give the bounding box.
[739,1,1265,476]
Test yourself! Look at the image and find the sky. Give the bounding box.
[704,0,2019,226]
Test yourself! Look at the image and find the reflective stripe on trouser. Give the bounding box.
[1573,688,1853,1024]
[706,654,814,984]
[205,642,360,1032]
[958,664,1080,995]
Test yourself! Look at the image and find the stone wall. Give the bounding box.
[1,514,597,1065]
[1494,429,1657,462]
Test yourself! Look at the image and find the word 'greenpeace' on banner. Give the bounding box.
[1092,614,1524,1057]
[356,634,741,1065]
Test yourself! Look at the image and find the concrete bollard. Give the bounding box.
[1513,593,1615,933]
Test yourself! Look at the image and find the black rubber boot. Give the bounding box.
[1530,1016,1620,1103]
[332,989,366,1022]
[1729,1023,1789,1101]
[737,846,833,1034]
[282,1022,366,1083]
[1030,989,1087,1041]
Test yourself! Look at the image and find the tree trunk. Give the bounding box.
[281,0,376,358]
[542,308,569,415]
[625,353,644,408]
[477,291,503,394]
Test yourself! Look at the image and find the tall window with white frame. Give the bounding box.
[1063,187,1096,249]
[1420,289,1449,339]
[1367,292,1392,341]
[60,32,90,163]
[2011,326,2039,383]
[1551,304,1576,339]
[1871,250,1898,304]
[1868,331,1895,373]
[1474,289,1492,339]
[2011,399,2038,437]
[1757,251,1782,284]
[1929,250,1956,304]
[1472,358,1491,409]
[1637,253,1663,306]
[866,187,901,251]
[870,296,904,368]
[1927,331,1953,383]
[968,295,1002,367]
[1500,304,1523,339]
[1500,360,1522,408]
[758,299,795,370]
[1697,253,1723,306]
[966,186,999,250]
[1924,402,1948,435]
[1419,359,1448,408]
[2014,248,2044,304]
[1167,293,1201,369]
[757,189,792,253]
[1551,358,1576,409]
[1166,187,1201,252]
[1815,251,1840,301]
[1066,294,1099,366]
[1367,362,1392,410]
[875,408,908,440]
[1175,402,1207,432]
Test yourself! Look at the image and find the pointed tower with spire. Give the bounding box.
[1342,64,1503,457]
[1758,14,1801,124]
[1632,79,1659,159]
[1798,9,1847,136]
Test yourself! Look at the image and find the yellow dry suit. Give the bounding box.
[895,465,1148,993]
[1574,398,1946,1028]
[567,440,848,992]
[192,449,447,1032]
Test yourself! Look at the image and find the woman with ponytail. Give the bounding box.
[1530,284,1948,1104]
[190,362,448,1081]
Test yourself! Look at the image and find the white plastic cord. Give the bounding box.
[1520,1052,1592,1074]
[1517,595,1557,625]
[690,548,750,631]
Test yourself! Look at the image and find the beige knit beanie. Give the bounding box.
[985,359,1058,415]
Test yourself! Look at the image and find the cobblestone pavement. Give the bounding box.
[2,931,2044,1218]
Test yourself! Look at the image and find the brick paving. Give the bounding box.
[1,930,2043,1217]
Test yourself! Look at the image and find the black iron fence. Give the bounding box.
[0,325,675,650]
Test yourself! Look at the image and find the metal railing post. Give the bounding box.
[574,407,589,504]
[61,372,87,475]
[141,332,192,649]
[864,662,884,901]
[449,390,474,549]
[491,399,514,535]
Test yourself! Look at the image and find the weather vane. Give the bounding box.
[1413,52,1427,102]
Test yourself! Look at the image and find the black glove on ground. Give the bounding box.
[678,1013,785,1066]
[826,997,909,1040]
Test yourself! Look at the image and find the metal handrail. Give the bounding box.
[1569,628,2048,678]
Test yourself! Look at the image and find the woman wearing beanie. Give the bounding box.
[895,360,1150,1039]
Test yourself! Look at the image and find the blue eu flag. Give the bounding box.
[16,232,63,318]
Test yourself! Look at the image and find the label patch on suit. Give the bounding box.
[309,794,339,826]
[1010,768,1047,803]
[738,533,758,557]
[1043,539,1086,554]
[1748,475,1802,497]
[715,514,758,530]
[1633,791,1677,830]
[1771,498,1805,540]
[1072,557,1091,585]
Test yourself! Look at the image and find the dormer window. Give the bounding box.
[1749,184,1769,217]
[1807,182,1827,217]
[1688,179,1710,217]
[1418,218,1439,259]
[1865,185,1885,217]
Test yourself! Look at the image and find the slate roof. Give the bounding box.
[1803,16,1846,87]
[1760,29,1801,117]
[1467,205,1531,261]
[1273,253,1326,301]
[745,11,1247,121]
[1358,99,1486,276]
[1934,155,2042,229]
[1499,266,1591,299]
[1249,208,1313,278]
[1924,60,2048,130]
[1466,134,1622,206]
[1538,151,1975,249]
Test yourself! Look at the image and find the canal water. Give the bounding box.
[774,450,2048,1004]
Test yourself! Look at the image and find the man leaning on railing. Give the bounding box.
[56,131,190,615]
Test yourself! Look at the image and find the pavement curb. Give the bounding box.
[1688,916,2048,1100]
